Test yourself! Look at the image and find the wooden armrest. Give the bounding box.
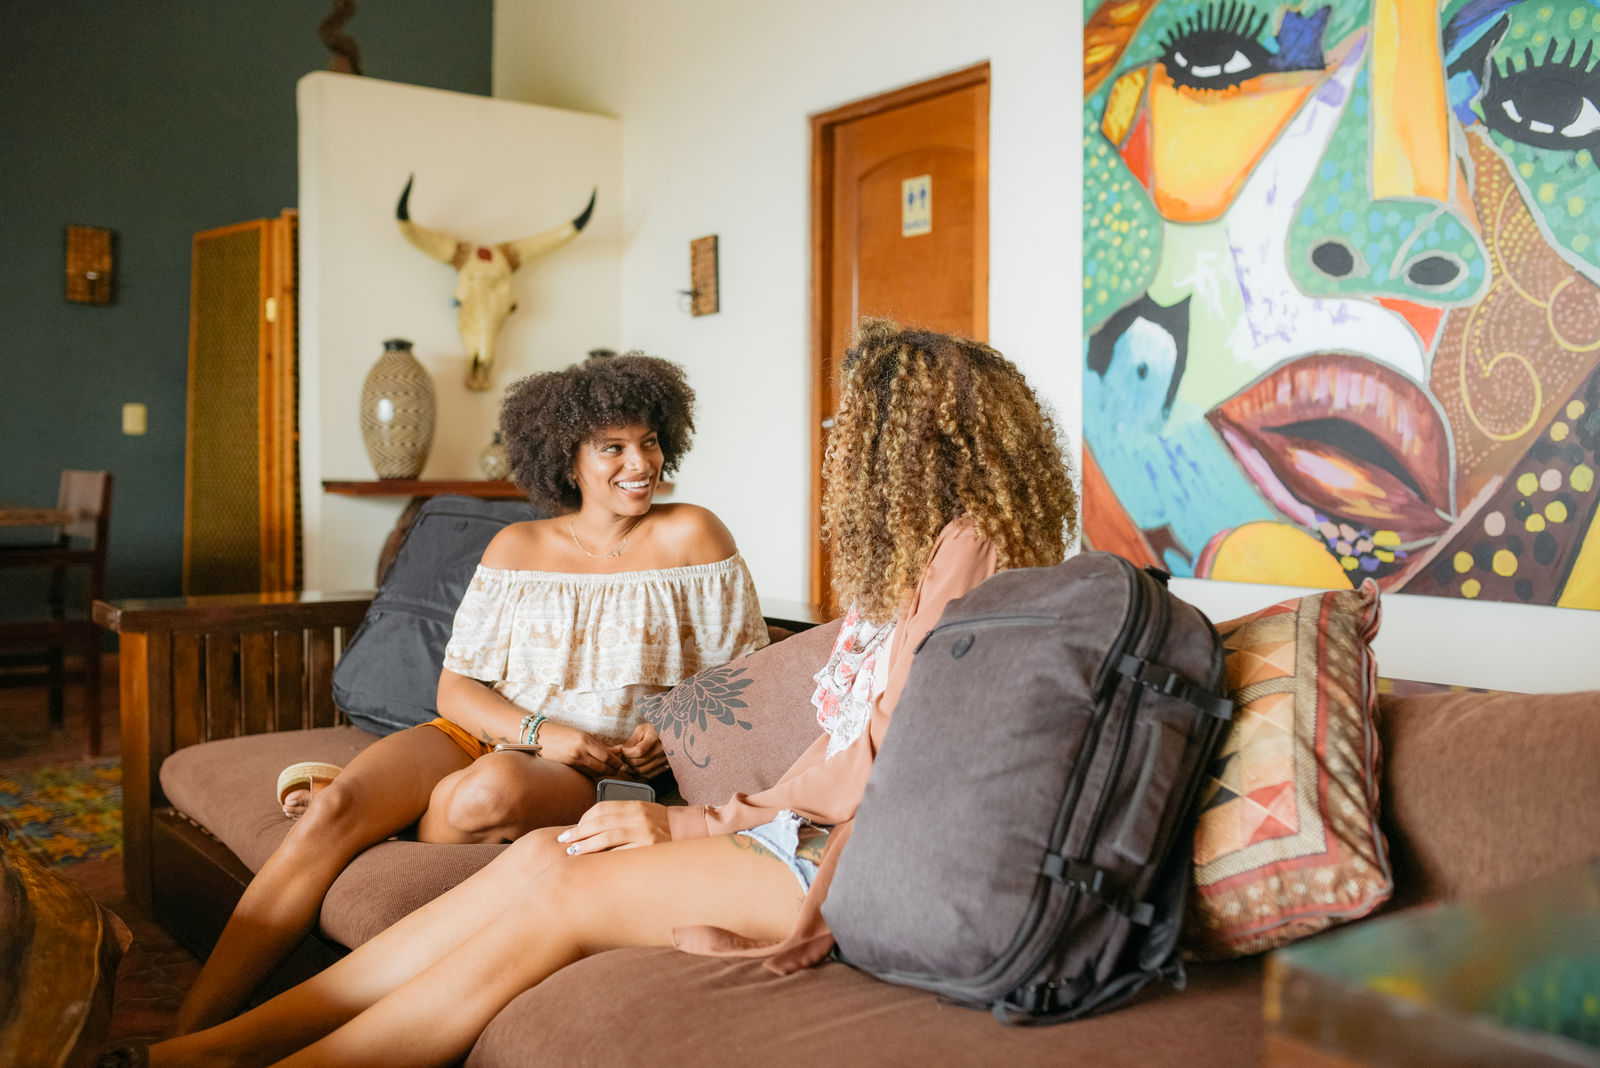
[94,590,373,634]
[99,589,373,913]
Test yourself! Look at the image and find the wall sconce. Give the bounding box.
[679,234,719,316]
[65,225,116,305]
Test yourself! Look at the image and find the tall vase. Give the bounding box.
[478,431,510,480]
[359,338,436,479]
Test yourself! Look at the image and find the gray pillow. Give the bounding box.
[331,495,543,736]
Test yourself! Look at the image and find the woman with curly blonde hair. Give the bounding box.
[825,318,1077,623]
[143,322,1078,1067]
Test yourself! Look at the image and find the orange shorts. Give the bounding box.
[421,717,493,761]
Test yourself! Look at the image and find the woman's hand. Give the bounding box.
[556,801,672,854]
[611,722,667,780]
[535,721,625,778]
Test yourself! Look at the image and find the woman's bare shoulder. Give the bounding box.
[647,503,738,566]
[478,518,564,569]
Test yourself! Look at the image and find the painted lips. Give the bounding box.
[1207,354,1454,542]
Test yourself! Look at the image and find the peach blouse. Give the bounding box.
[668,516,999,969]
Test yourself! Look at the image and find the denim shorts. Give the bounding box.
[735,809,825,892]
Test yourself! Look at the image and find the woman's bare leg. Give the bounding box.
[170,726,474,1034]
[415,750,597,843]
[151,827,573,1066]
[274,833,805,1068]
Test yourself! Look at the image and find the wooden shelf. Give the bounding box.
[321,480,524,499]
[759,598,830,632]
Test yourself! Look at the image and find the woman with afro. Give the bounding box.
[171,354,769,1034]
[147,322,1078,1064]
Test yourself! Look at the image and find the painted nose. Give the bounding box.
[1289,0,1488,307]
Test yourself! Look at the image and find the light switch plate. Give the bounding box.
[122,402,147,435]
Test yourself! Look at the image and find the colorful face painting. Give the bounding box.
[1082,0,1600,608]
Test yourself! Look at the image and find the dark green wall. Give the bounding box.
[0,1,491,601]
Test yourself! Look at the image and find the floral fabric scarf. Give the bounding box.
[809,605,895,759]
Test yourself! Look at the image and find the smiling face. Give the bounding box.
[1083,0,1600,607]
[571,424,662,516]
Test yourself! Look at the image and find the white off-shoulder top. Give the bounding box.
[442,555,769,745]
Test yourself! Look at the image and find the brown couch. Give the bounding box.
[97,591,1600,1066]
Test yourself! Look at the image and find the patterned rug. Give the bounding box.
[0,758,121,865]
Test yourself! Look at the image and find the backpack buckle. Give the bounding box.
[1041,853,1154,925]
[1041,853,1106,894]
[1116,655,1233,720]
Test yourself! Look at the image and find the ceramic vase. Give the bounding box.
[478,432,510,480]
[359,338,436,479]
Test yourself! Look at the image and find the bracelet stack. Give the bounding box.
[518,713,547,747]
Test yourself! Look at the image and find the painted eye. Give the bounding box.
[1482,40,1600,152]
[1561,96,1600,137]
[449,297,461,308]
[1157,1,1274,91]
[510,302,519,313]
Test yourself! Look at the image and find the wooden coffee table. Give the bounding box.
[0,831,129,1065]
[1266,858,1600,1066]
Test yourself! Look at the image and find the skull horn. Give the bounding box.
[396,174,468,267]
[500,188,597,270]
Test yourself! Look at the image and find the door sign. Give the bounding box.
[901,174,932,237]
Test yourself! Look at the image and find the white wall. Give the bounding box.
[490,2,1599,692]
[298,72,621,590]
[493,0,1077,612]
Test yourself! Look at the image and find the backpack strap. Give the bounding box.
[1115,655,1233,720]
[1040,853,1155,926]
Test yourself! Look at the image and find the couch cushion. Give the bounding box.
[642,617,839,804]
[332,495,544,736]
[159,727,505,947]
[1185,582,1391,959]
[1378,688,1600,911]
[469,949,1263,1067]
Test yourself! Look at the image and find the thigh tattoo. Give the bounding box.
[728,832,779,862]
[795,824,828,864]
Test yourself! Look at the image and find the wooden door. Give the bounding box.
[809,63,990,610]
[184,211,300,594]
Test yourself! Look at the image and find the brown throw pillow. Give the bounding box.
[642,618,841,805]
[1378,687,1600,910]
[1185,581,1392,958]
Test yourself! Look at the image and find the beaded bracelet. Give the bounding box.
[519,713,547,746]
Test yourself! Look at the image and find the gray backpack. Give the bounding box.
[822,551,1232,1023]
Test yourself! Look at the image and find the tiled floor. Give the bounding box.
[0,664,199,1043]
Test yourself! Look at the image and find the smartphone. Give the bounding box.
[492,743,542,755]
[596,778,656,803]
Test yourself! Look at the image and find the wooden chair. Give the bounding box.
[0,470,113,754]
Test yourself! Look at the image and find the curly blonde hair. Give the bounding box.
[822,320,1079,624]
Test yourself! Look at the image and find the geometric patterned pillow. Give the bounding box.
[1184,580,1393,959]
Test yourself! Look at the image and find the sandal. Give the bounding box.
[275,760,343,820]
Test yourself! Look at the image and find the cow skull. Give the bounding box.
[395,175,596,391]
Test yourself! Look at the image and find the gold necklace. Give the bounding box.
[569,516,642,559]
